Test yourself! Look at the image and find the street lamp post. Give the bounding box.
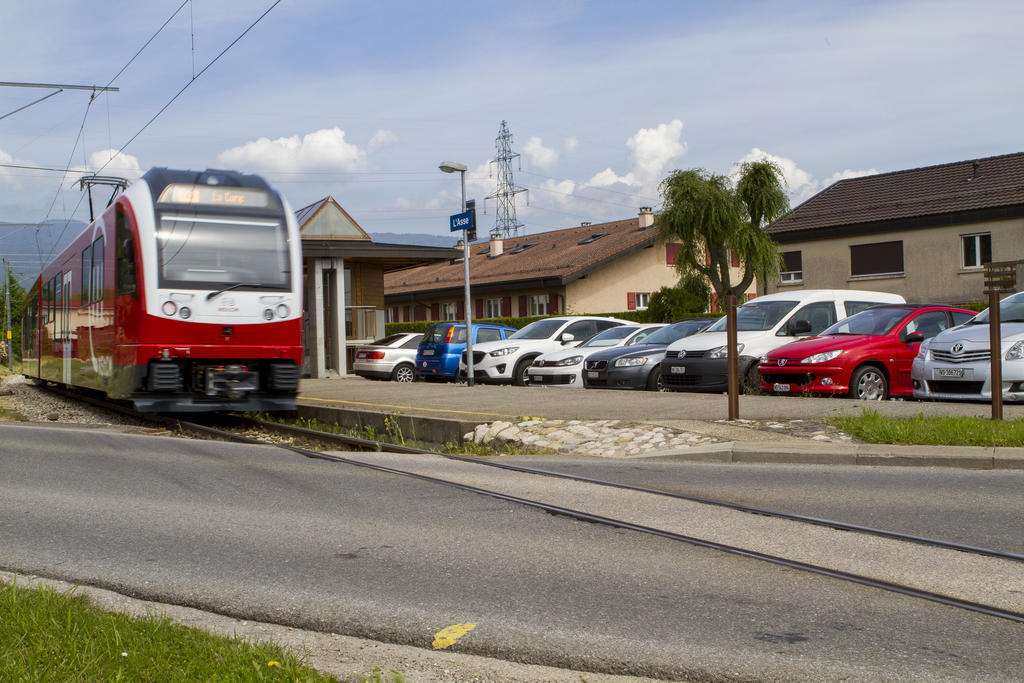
[439,161,474,387]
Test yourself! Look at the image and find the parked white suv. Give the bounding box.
[661,289,905,392]
[461,316,631,385]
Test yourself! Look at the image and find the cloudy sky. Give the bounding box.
[1,0,1021,262]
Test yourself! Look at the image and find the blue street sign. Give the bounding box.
[449,210,473,232]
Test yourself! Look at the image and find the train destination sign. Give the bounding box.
[158,184,271,208]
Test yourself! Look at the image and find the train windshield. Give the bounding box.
[156,213,290,290]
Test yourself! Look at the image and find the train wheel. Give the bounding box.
[391,363,417,382]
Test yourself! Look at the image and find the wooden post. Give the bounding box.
[989,289,1003,421]
[727,294,739,420]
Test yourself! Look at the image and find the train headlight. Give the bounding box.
[276,303,290,318]
[263,308,275,321]
[162,301,177,316]
[179,307,191,320]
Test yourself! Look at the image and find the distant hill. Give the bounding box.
[0,219,86,286]
[370,232,458,248]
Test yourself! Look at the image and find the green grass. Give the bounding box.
[1,578,344,682]
[254,413,549,457]
[830,408,1024,447]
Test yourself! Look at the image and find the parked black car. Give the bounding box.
[581,319,713,391]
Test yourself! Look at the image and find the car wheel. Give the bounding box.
[850,365,887,400]
[391,363,416,383]
[741,363,761,395]
[646,367,664,391]
[513,358,533,386]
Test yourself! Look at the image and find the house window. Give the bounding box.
[627,292,651,310]
[485,298,503,318]
[961,233,991,269]
[386,307,397,323]
[528,295,548,316]
[781,251,802,283]
[440,302,457,320]
[850,241,903,277]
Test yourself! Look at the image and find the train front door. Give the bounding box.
[61,269,72,384]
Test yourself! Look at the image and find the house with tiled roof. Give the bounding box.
[383,208,752,322]
[765,152,1024,303]
[296,196,459,377]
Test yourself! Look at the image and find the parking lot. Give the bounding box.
[298,376,1024,427]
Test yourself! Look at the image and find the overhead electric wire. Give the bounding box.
[94,0,283,177]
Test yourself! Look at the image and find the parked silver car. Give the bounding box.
[353,333,424,382]
[911,292,1024,402]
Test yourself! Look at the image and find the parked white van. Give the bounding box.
[661,289,906,392]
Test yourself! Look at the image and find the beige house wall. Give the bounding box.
[766,217,1024,304]
[565,244,677,313]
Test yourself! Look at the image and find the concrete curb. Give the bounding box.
[637,441,1024,470]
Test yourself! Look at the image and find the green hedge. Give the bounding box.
[384,309,722,336]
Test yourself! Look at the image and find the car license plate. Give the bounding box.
[773,383,790,392]
[670,366,686,374]
[935,367,966,378]
[422,349,434,356]
[587,371,599,379]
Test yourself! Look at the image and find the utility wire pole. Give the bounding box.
[486,120,528,239]
[3,258,11,370]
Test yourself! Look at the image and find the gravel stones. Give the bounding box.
[464,418,719,457]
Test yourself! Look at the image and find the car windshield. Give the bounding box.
[509,319,566,340]
[820,307,914,336]
[580,326,639,347]
[706,300,798,332]
[423,325,468,343]
[642,321,709,345]
[971,292,1024,324]
[371,334,410,346]
[156,212,290,290]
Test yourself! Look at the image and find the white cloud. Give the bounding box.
[89,149,144,180]
[217,127,369,172]
[367,129,399,153]
[524,136,559,170]
[735,147,878,206]
[822,168,878,189]
[626,119,686,187]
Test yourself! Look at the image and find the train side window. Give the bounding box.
[115,210,137,297]
[91,236,104,303]
[81,244,92,305]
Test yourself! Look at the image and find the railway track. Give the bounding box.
[34,383,1024,624]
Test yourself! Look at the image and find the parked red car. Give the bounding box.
[758,304,976,400]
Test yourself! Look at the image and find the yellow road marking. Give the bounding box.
[298,396,545,421]
[432,623,476,650]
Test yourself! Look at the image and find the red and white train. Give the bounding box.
[21,167,303,412]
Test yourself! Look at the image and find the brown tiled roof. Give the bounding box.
[384,217,657,295]
[769,152,1024,236]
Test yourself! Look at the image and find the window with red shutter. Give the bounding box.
[666,243,680,265]
[518,295,527,316]
[627,292,637,310]
[475,298,484,319]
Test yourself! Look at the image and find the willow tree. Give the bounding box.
[657,160,789,302]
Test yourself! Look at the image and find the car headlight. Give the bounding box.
[488,346,519,357]
[553,355,583,367]
[1006,341,1024,361]
[801,349,842,364]
[614,357,647,367]
[916,338,932,359]
[706,343,744,360]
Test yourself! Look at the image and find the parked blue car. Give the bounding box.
[416,322,518,380]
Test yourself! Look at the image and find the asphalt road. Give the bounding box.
[492,455,1024,555]
[2,423,1021,680]
[299,376,1024,425]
